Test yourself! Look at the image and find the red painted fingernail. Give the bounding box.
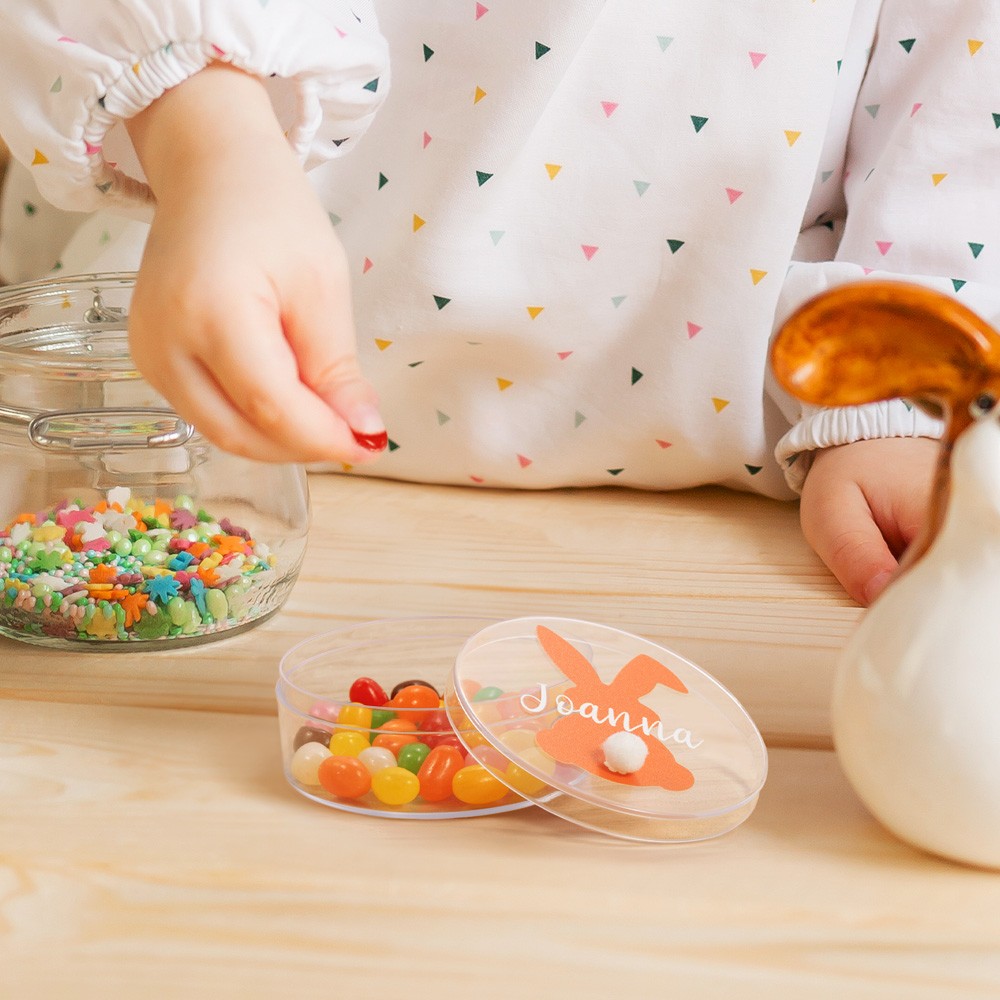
[352,428,388,451]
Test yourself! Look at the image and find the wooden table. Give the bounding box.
[2,476,998,998]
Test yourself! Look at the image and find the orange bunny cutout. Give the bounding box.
[531,625,695,791]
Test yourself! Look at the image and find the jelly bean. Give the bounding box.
[468,745,509,773]
[358,746,397,775]
[375,718,419,735]
[372,730,418,758]
[290,742,332,785]
[293,725,334,752]
[424,733,465,752]
[419,708,451,735]
[309,701,341,723]
[388,683,440,724]
[503,762,550,796]
[390,678,440,699]
[317,756,372,799]
[328,730,371,757]
[396,741,431,775]
[498,728,538,752]
[472,685,504,702]
[348,676,389,706]
[371,766,420,805]
[452,765,509,805]
[370,707,396,730]
[336,704,373,731]
[416,745,465,803]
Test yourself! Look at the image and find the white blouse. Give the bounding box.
[4,1,998,497]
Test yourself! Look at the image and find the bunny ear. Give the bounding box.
[771,281,1000,412]
[616,654,688,697]
[535,625,599,686]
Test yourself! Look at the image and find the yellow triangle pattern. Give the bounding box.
[526,306,544,319]
[931,173,947,186]
[712,397,730,413]
[412,214,425,231]
[31,148,48,166]
[474,86,487,103]
[497,377,513,391]
[750,269,768,285]
[375,338,393,351]
[968,39,984,56]
[784,130,801,147]
[545,163,562,180]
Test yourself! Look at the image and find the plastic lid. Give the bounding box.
[446,617,768,843]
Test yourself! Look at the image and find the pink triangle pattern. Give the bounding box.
[475,2,489,19]
[470,475,485,484]
[363,257,374,273]
[875,241,893,256]
[911,103,922,117]
[601,101,619,118]
[656,440,672,449]
[686,322,702,338]
[557,351,573,360]
[725,187,743,204]
[517,454,532,468]
[749,52,767,69]
[581,244,599,260]
[422,131,432,148]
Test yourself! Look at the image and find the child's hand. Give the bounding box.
[799,437,939,605]
[126,64,386,465]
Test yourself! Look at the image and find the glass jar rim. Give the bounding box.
[0,271,138,376]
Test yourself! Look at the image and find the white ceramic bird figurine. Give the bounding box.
[772,280,1000,869]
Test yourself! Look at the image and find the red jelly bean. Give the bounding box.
[417,745,466,803]
[420,708,451,735]
[349,676,389,707]
[424,733,465,752]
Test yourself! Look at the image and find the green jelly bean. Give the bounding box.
[174,494,195,511]
[396,742,431,775]
[0,547,12,563]
[141,550,168,567]
[472,686,505,702]
[370,708,396,730]
[113,539,133,556]
[131,537,152,556]
[167,596,188,626]
[205,588,228,622]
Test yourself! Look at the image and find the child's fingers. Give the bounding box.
[800,480,898,606]
[280,270,387,451]
[193,303,377,463]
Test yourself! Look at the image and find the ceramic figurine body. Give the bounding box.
[772,281,1000,869]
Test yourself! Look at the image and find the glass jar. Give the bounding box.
[0,273,309,649]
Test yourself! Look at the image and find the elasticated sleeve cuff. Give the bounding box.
[0,1,389,219]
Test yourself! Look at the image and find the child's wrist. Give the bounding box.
[126,63,287,200]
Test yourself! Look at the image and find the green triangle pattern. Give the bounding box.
[574,411,586,428]
[436,410,450,425]
[363,78,379,93]
[898,38,915,53]
[690,115,708,133]
[970,242,984,258]
[607,468,624,476]
[631,367,643,385]
[387,439,400,452]
[433,295,451,310]
[423,43,434,61]
[666,239,685,254]
[476,170,493,186]
[745,465,762,475]
[633,180,650,196]
[952,279,967,292]
[535,41,550,59]
[378,172,388,189]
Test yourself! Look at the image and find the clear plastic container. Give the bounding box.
[0,273,309,649]
[276,618,534,818]
[277,616,768,842]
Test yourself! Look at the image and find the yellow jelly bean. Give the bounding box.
[499,728,538,752]
[451,765,509,805]
[336,704,373,731]
[328,730,370,757]
[503,763,549,796]
[371,766,420,805]
[31,525,64,542]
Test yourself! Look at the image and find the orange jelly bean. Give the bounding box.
[416,745,465,803]
[387,684,440,724]
[372,718,419,757]
[317,756,372,799]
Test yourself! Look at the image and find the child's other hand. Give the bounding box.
[799,437,939,606]
[126,64,386,465]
